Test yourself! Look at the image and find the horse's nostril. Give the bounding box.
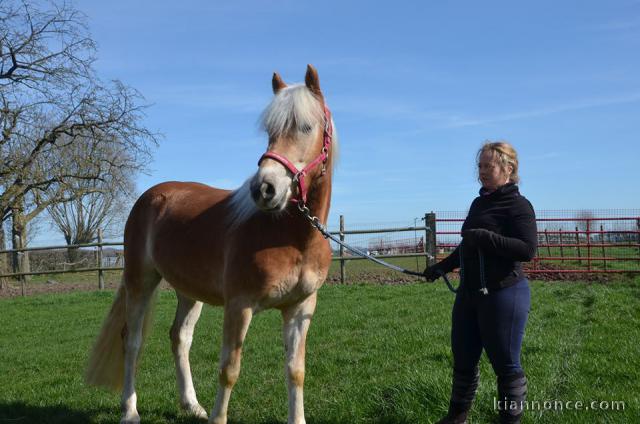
[261,182,276,200]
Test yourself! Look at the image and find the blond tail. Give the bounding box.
[85,284,127,391]
[85,280,159,391]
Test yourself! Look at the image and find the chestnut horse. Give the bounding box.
[86,65,337,424]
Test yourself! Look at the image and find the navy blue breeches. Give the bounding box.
[451,279,530,377]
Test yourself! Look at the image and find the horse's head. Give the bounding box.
[250,65,333,212]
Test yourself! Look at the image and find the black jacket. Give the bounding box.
[436,183,537,291]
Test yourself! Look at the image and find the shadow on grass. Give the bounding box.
[158,411,342,424]
[0,401,99,423]
[0,403,334,424]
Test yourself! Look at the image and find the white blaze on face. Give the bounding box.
[252,82,325,212]
[252,158,294,211]
[251,124,320,212]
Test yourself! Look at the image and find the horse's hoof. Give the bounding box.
[209,415,227,424]
[183,402,208,420]
[120,412,140,424]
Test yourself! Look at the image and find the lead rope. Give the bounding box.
[298,205,428,276]
[457,243,489,295]
[478,247,489,295]
[298,204,461,293]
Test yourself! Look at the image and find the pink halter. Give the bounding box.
[258,105,333,205]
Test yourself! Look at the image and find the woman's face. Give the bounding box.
[478,150,512,192]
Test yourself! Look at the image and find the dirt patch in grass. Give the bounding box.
[0,279,175,298]
[525,262,619,282]
[1,263,630,298]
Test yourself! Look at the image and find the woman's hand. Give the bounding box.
[423,265,444,282]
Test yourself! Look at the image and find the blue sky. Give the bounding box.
[46,0,639,239]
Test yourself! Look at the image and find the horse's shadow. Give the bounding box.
[0,401,430,424]
[0,401,97,423]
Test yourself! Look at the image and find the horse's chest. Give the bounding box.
[262,266,325,308]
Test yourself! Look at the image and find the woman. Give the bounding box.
[424,141,537,424]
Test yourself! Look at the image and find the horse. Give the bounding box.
[85,64,337,424]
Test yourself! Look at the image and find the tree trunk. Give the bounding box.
[67,247,80,266]
[11,202,31,278]
[0,223,7,289]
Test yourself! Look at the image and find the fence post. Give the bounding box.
[97,229,104,290]
[425,212,437,267]
[600,224,606,271]
[586,219,592,272]
[636,219,640,265]
[574,226,582,264]
[559,228,564,263]
[339,215,346,285]
[545,229,551,256]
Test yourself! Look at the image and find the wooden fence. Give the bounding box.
[0,230,122,296]
[329,213,436,284]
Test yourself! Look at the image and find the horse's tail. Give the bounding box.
[85,282,158,391]
[85,283,127,390]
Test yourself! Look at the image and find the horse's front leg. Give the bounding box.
[170,292,207,419]
[209,301,254,424]
[281,292,318,424]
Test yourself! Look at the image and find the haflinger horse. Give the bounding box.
[85,65,337,424]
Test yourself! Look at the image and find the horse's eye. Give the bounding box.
[299,123,313,134]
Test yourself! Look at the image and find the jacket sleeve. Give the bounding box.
[435,245,461,273]
[477,199,537,261]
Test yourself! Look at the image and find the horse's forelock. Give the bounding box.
[261,85,324,138]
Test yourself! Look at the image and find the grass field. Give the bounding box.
[1,279,639,423]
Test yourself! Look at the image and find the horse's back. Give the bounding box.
[124,181,232,303]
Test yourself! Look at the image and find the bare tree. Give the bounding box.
[575,210,595,242]
[47,138,136,263]
[1,0,158,273]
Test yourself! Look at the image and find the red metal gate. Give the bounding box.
[434,210,640,275]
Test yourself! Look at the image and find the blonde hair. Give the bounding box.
[477,141,520,184]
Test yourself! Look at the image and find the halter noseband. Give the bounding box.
[257,105,333,205]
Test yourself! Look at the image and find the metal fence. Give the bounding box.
[429,209,640,275]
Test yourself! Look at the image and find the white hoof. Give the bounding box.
[183,402,208,420]
[120,411,140,424]
[209,415,227,424]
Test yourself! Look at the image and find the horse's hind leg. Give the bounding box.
[281,292,317,424]
[170,292,207,419]
[120,268,161,424]
[210,301,254,424]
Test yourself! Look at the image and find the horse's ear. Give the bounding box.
[305,64,321,96]
[272,72,287,94]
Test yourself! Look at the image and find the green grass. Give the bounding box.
[1,280,639,423]
[328,256,428,282]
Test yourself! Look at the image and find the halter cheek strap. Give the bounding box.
[258,105,333,205]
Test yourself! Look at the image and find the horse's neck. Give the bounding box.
[304,169,332,224]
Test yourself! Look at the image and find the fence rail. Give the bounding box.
[1,210,639,294]
[431,210,640,275]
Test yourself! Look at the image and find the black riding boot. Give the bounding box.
[436,367,480,424]
[496,371,527,423]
